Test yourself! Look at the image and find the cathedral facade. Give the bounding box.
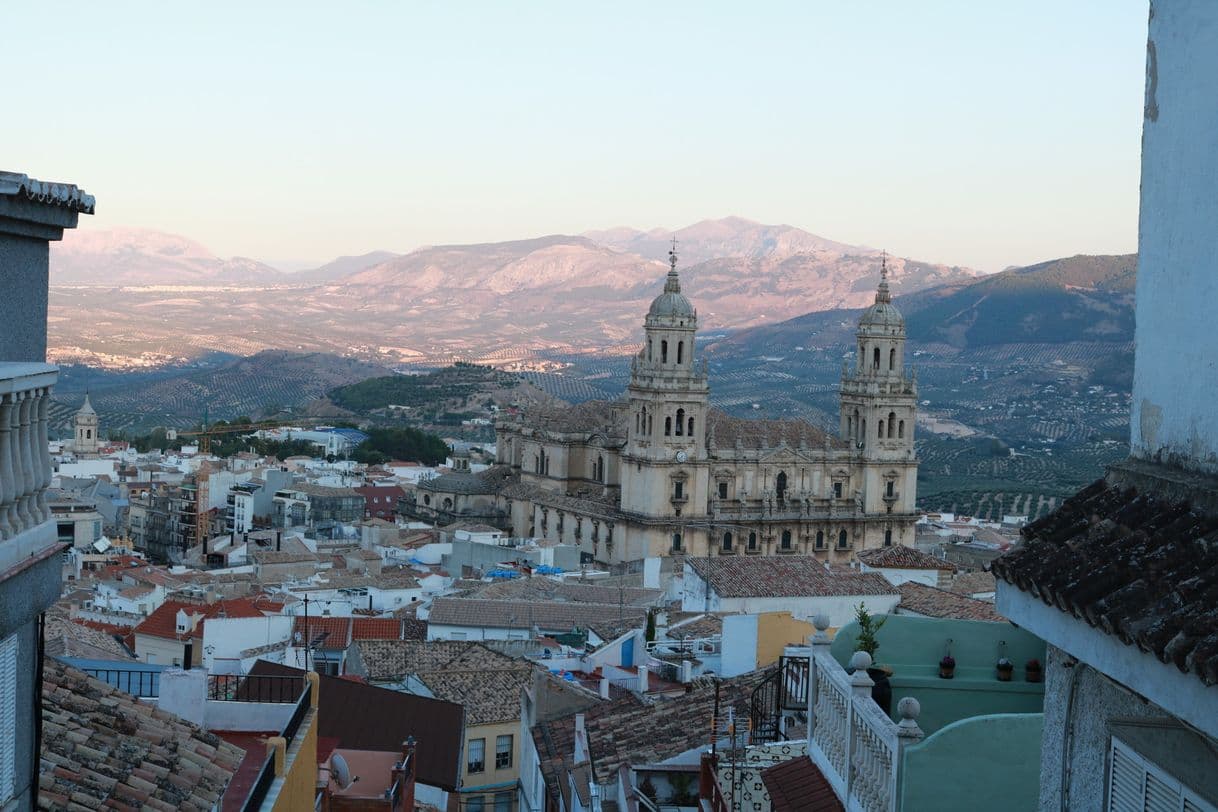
[483,249,918,564]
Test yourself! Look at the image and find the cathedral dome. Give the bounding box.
[858,255,903,331]
[647,246,694,320]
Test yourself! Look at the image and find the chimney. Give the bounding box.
[681,659,693,684]
[599,677,610,699]
[637,664,649,693]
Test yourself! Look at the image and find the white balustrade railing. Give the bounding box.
[0,363,58,542]
[802,616,924,812]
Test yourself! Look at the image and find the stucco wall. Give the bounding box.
[900,713,1042,812]
[1131,0,1218,474]
[755,612,816,670]
[0,234,50,362]
[1037,644,1175,812]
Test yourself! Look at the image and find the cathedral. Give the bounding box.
[481,245,920,564]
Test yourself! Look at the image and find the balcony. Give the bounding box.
[0,363,60,575]
[745,615,1046,811]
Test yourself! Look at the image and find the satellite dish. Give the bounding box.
[331,752,352,789]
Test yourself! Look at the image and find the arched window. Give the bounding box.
[675,408,685,436]
[664,416,672,436]
[853,409,860,441]
[888,412,896,438]
[873,347,880,369]
[780,530,793,550]
[671,533,682,552]
[861,419,866,446]
[884,529,893,547]
[688,416,694,436]
[838,529,848,549]
[748,532,758,550]
[648,415,653,435]
[776,471,788,500]
[889,347,896,370]
[423,494,431,505]
[886,480,895,498]
[722,532,733,552]
[677,342,684,364]
[648,341,653,361]
[597,455,605,482]
[878,420,885,438]
[898,420,905,439]
[816,530,825,549]
[442,497,453,510]
[661,340,669,363]
[635,412,640,433]
[544,456,550,475]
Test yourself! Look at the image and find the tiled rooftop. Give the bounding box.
[947,570,997,597]
[465,577,663,607]
[706,409,847,450]
[43,607,133,661]
[428,596,648,634]
[40,659,244,811]
[857,545,957,571]
[762,755,843,812]
[352,639,522,682]
[687,557,898,599]
[992,477,1218,686]
[417,668,534,726]
[897,582,1006,623]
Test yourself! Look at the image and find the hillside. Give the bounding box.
[49,351,392,435]
[52,227,284,286]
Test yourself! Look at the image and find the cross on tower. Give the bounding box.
[669,237,679,272]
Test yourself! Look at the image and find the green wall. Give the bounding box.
[830,614,1046,732]
[900,713,1043,812]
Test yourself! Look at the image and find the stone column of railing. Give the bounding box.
[0,364,58,541]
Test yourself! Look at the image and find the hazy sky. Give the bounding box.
[5,1,1147,272]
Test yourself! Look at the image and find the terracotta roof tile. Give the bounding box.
[293,616,352,649]
[858,546,957,571]
[762,755,844,812]
[132,599,268,642]
[40,659,242,811]
[897,582,1006,622]
[992,477,1218,685]
[687,557,897,599]
[427,597,648,635]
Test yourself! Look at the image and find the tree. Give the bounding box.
[854,602,887,659]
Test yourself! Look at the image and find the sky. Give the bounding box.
[4,1,1148,272]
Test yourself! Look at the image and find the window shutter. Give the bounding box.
[1109,737,1218,812]
[0,632,17,804]
[1107,740,1143,812]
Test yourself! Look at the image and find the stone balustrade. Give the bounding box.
[801,615,924,812]
[0,363,58,542]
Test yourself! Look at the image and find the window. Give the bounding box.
[468,738,485,773]
[673,481,684,500]
[780,530,792,550]
[676,408,685,436]
[677,341,684,364]
[776,471,788,500]
[722,532,733,552]
[833,482,843,499]
[886,481,895,498]
[878,420,885,438]
[898,420,905,439]
[451,631,468,640]
[495,734,513,769]
[816,530,825,549]
[718,482,728,499]
[838,530,849,549]
[466,798,485,812]
[688,416,695,435]
[494,791,513,812]
[873,347,880,369]
[1107,737,1214,812]
[647,340,653,361]
[748,532,757,551]
[665,417,672,436]
[884,529,893,547]
[671,533,682,552]
[888,411,896,438]
[661,340,668,363]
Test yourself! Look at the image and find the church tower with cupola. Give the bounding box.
[73,393,100,456]
[840,257,918,536]
[619,241,711,554]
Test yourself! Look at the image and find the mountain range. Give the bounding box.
[48,218,979,367]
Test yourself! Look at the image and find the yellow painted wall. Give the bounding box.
[272,674,320,812]
[755,612,816,668]
[461,719,521,801]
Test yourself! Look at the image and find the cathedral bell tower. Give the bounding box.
[839,256,918,519]
[620,241,710,526]
[74,392,100,456]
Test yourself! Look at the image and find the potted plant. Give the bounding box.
[854,603,886,660]
[996,657,1014,681]
[939,654,956,679]
[1025,658,1043,683]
